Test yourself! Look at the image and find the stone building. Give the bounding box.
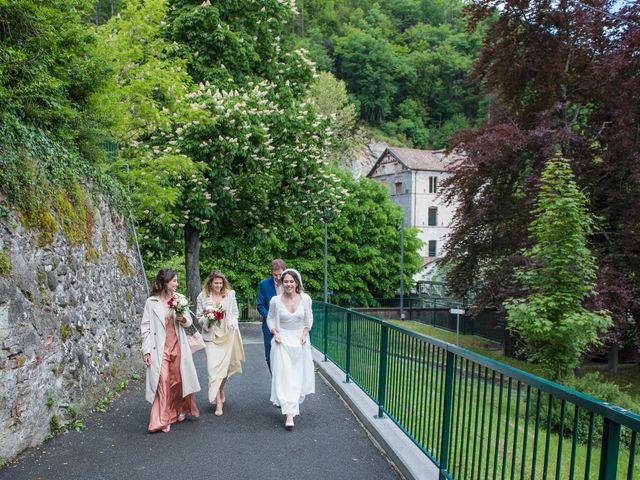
[367,147,457,275]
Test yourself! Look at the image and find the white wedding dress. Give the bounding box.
[267,293,315,416]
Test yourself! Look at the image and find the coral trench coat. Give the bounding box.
[140,296,201,404]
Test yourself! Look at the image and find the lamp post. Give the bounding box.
[400,218,405,320]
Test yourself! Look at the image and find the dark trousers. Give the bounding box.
[261,319,273,371]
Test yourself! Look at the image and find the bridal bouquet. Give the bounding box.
[168,293,190,316]
[204,304,225,328]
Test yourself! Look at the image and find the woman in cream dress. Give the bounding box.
[267,268,314,430]
[196,270,245,416]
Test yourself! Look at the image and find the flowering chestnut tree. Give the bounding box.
[106,0,347,303]
[133,82,345,302]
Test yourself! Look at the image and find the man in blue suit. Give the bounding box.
[257,259,286,372]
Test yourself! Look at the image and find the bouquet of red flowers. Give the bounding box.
[203,303,225,328]
[168,293,190,316]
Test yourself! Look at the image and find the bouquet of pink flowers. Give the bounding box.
[168,293,190,316]
[204,303,225,328]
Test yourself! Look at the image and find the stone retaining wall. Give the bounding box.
[0,198,147,461]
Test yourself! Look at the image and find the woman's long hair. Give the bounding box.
[203,269,230,297]
[151,268,177,296]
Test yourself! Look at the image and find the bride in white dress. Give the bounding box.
[266,268,315,430]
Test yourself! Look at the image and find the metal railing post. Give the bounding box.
[432,299,436,327]
[323,303,329,362]
[345,311,352,383]
[439,349,455,479]
[376,324,389,418]
[598,418,621,480]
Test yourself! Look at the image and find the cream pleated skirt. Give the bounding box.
[204,328,245,403]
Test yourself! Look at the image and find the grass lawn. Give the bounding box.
[388,319,640,405]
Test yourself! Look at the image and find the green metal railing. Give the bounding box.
[340,297,505,345]
[310,302,640,480]
[237,297,259,322]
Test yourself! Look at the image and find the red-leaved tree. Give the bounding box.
[443,0,640,358]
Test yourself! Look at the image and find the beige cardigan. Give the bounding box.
[195,290,239,341]
[140,295,201,403]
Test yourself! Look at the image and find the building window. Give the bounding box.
[429,176,438,193]
[428,207,437,226]
[395,181,402,195]
[428,240,437,257]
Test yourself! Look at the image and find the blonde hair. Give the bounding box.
[203,270,230,297]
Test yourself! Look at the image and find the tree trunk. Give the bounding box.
[184,225,202,307]
[607,343,619,374]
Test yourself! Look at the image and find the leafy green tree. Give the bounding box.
[444,0,640,356]
[103,0,347,303]
[384,99,428,148]
[91,0,123,25]
[334,27,415,124]
[308,72,359,150]
[96,0,193,149]
[96,0,202,264]
[402,22,484,148]
[505,152,611,379]
[164,0,309,95]
[0,0,120,159]
[418,0,463,26]
[204,173,422,302]
[290,0,484,148]
[379,0,422,31]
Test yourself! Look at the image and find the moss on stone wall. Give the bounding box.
[15,355,27,368]
[54,187,92,246]
[60,324,73,342]
[101,230,109,251]
[85,246,99,263]
[0,250,11,276]
[21,203,58,246]
[17,173,99,250]
[116,251,132,276]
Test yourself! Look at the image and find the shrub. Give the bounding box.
[540,372,639,449]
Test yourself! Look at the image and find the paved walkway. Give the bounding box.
[0,324,401,480]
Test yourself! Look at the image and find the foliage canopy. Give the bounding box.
[444,0,640,350]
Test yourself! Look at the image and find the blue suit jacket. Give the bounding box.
[257,276,277,321]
